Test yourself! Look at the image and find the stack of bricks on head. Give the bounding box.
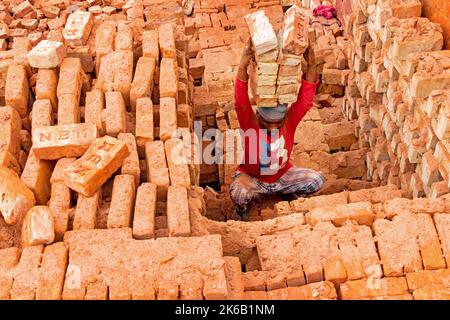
[0,0,449,301]
[245,5,309,107]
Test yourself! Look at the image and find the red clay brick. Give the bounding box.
[130,57,155,111]
[21,150,53,205]
[142,30,159,60]
[158,23,176,59]
[32,123,97,160]
[57,57,83,102]
[35,69,58,111]
[165,139,191,187]
[413,286,450,300]
[129,271,156,300]
[0,247,20,299]
[145,141,170,201]
[324,257,347,285]
[95,21,116,74]
[243,291,268,299]
[31,99,53,135]
[104,91,127,137]
[85,279,108,300]
[36,242,68,300]
[159,97,177,142]
[267,281,337,300]
[339,277,409,300]
[96,51,133,106]
[178,272,203,300]
[85,89,105,136]
[159,58,178,99]
[0,166,35,225]
[167,186,191,237]
[374,213,445,276]
[291,191,349,212]
[305,202,374,226]
[63,11,93,46]
[73,190,101,231]
[223,256,244,300]
[133,183,157,240]
[114,21,133,51]
[21,205,55,247]
[5,64,29,117]
[0,106,22,161]
[118,133,140,185]
[11,245,44,300]
[135,97,154,157]
[64,136,129,197]
[434,213,450,267]
[107,174,136,229]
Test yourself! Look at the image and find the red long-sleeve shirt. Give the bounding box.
[234,77,318,183]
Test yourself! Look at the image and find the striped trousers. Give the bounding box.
[229,167,325,208]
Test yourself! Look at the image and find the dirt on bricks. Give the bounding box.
[0,0,449,301]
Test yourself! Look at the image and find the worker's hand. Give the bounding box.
[304,46,318,83]
[240,38,254,68]
[237,38,254,81]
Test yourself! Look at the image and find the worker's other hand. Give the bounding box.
[238,38,254,81]
[241,38,254,68]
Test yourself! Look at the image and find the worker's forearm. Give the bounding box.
[237,62,249,82]
[304,64,317,83]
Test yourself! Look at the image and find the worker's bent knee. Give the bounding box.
[282,169,325,195]
[230,175,260,207]
[302,172,325,194]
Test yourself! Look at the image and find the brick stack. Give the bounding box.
[246,6,309,107]
[0,0,199,249]
[188,186,450,300]
[277,5,309,104]
[246,10,280,107]
[343,0,450,198]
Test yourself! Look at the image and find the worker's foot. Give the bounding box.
[235,205,248,221]
[279,193,294,202]
[290,192,307,200]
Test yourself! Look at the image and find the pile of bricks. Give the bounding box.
[343,0,450,198]
[188,185,450,300]
[0,0,205,247]
[246,10,280,107]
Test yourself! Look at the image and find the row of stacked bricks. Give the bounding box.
[342,0,449,198]
[0,0,203,262]
[199,182,448,300]
[2,179,449,299]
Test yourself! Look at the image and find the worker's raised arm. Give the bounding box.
[235,38,258,130]
[285,46,319,129]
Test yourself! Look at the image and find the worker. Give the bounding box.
[230,39,325,219]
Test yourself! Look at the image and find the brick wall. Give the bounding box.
[335,0,450,49]
[421,0,450,49]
